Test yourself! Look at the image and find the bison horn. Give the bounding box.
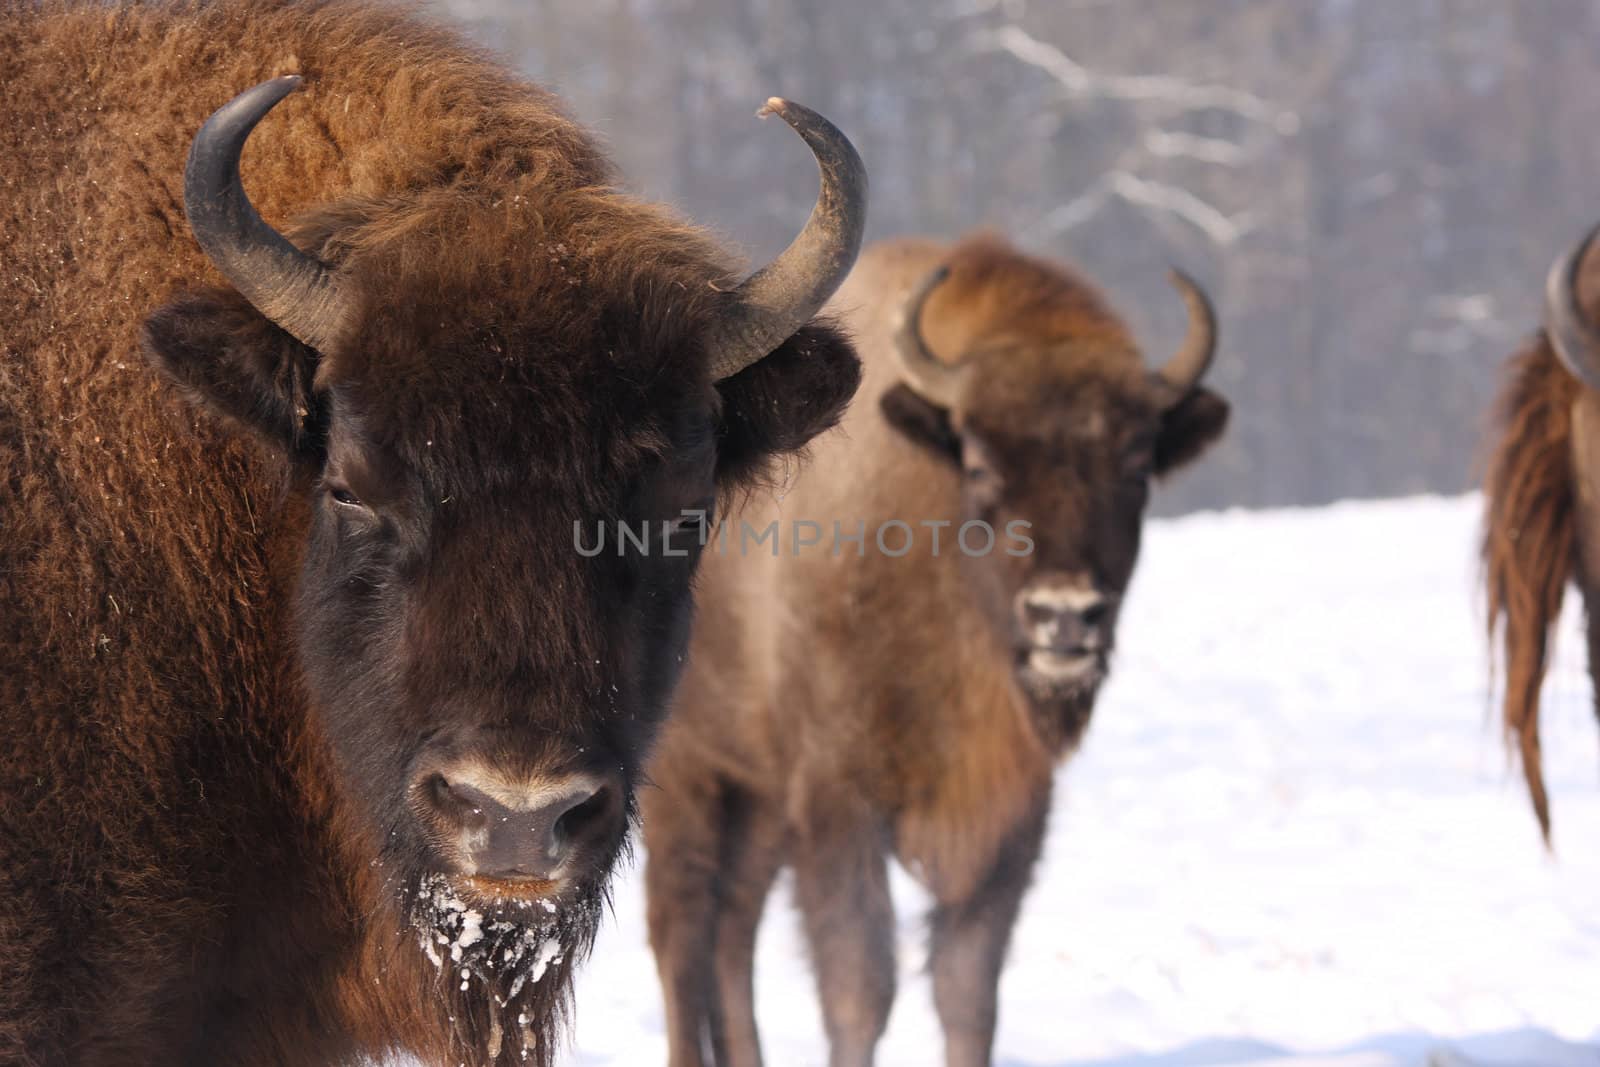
[1155,269,1218,398]
[184,76,349,353]
[705,98,869,381]
[892,264,967,408]
[1544,223,1600,391]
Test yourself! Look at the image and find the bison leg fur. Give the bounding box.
[646,788,725,1067]
[792,809,897,1067]
[706,791,786,1067]
[926,802,1050,1067]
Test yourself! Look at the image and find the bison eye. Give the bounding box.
[663,503,713,550]
[962,463,1002,504]
[328,486,363,508]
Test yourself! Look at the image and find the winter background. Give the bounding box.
[560,496,1600,1067]
[424,2,1596,1064]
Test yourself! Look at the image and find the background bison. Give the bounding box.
[1483,224,1600,840]
[642,234,1228,1067]
[0,2,865,1064]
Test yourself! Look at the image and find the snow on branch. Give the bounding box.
[975,24,1300,135]
[1044,172,1255,246]
[945,0,1118,15]
[1142,129,1246,166]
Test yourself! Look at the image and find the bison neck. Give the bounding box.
[874,610,1076,900]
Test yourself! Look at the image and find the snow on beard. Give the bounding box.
[409,873,604,1066]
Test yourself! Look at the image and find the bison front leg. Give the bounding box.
[926,802,1049,1067]
[792,807,896,1067]
[645,783,724,1067]
[706,791,786,1067]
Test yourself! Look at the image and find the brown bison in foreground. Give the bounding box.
[643,235,1229,1067]
[0,2,866,1064]
[1484,225,1600,840]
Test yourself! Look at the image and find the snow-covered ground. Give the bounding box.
[567,494,1600,1067]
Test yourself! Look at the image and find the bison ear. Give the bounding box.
[141,288,320,461]
[880,383,960,464]
[713,321,862,486]
[1154,384,1229,476]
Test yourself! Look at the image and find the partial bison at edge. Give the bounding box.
[1483,223,1600,841]
[0,2,865,1065]
[643,234,1229,1067]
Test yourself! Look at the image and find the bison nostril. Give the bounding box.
[427,774,486,825]
[1024,602,1054,628]
[552,786,614,849]
[429,774,454,806]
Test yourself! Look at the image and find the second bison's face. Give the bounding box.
[880,258,1227,744]
[140,75,865,1034]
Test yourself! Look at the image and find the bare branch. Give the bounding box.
[1044,171,1256,246]
[974,24,1300,134]
[1142,129,1246,167]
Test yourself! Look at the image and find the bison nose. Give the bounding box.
[424,771,624,881]
[1017,583,1111,650]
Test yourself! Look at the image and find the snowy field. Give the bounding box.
[563,494,1600,1067]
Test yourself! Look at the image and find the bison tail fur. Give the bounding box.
[1483,335,1582,841]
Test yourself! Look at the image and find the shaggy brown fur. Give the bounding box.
[642,234,1229,1067]
[0,3,859,1065]
[1483,326,1592,841]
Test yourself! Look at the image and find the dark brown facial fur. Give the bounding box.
[642,234,1228,1067]
[0,3,858,1065]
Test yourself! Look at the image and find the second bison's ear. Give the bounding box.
[712,321,861,487]
[141,288,321,461]
[1155,384,1229,476]
[879,383,960,464]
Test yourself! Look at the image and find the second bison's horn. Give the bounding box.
[705,98,869,382]
[1544,222,1600,392]
[1155,269,1218,398]
[892,264,967,408]
[184,76,350,354]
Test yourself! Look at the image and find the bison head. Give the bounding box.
[138,77,864,1045]
[878,245,1226,745]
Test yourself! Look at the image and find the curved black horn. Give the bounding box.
[892,264,966,407]
[1544,222,1600,391]
[185,76,349,352]
[1155,268,1218,397]
[705,98,868,381]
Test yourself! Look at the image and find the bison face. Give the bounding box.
[880,263,1226,744]
[888,373,1225,708]
[294,384,718,895]
[141,287,859,1030]
[139,77,864,1046]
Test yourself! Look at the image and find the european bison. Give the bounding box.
[0,2,866,1065]
[1484,224,1600,840]
[642,234,1229,1067]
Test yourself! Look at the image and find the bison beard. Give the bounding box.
[1022,686,1101,754]
[404,873,602,1066]
[380,788,637,1067]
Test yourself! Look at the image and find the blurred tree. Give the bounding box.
[427,0,1600,515]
